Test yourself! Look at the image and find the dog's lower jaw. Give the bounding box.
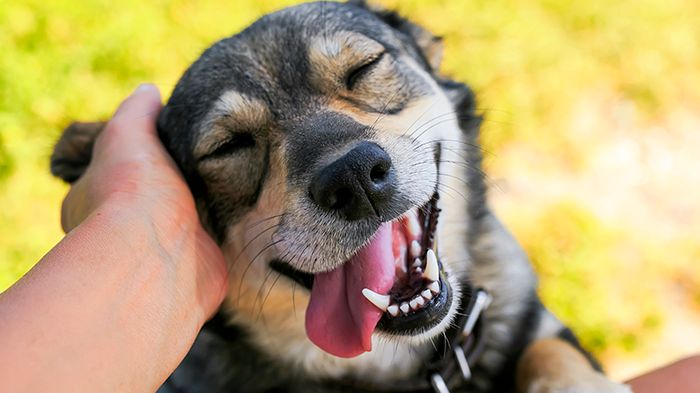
[376,262,464,347]
[221,265,464,384]
[224,295,433,382]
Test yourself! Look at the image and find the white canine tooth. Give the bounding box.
[425,249,439,281]
[387,304,399,317]
[410,240,422,258]
[400,302,410,314]
[413,258,422,268]
[409,298,420,309]
[362,288,390,311]
[414,296,425,307]
[428,281,440,294]
[406,212,421,237]
[421,289,433,300]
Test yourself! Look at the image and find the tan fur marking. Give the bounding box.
[517,338,631,393]
[308,32,385,92]
[326,98,378,125]
[517,339,592,390]
[194,91,270,160]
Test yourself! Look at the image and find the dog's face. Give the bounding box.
[158,1,475,361]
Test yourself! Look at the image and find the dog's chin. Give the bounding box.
[270,191,460,347]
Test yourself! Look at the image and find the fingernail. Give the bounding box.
[135,83,157,94]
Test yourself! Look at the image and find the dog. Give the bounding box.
[50,2,633,392]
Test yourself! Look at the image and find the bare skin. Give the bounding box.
[627,356,700,393]
[0,85,228,392]
[0,85,696,392]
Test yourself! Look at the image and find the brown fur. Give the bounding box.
[517,339,631,393]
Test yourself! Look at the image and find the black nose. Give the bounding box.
[309,142,396,221]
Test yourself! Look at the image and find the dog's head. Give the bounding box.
[157,1,480,360]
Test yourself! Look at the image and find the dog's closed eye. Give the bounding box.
[346,52,386,90]
[200,132,256,161]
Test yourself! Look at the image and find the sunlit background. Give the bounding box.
[1,0,699,381]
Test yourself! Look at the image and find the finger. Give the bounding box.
[96,84,163,152]
[112,83,162,131]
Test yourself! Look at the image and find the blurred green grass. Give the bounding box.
[2,0,699,377]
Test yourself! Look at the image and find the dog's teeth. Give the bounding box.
[400,302,410,314]
[415,267,423,274]
[410,240,421,258]
[413,258,422,268]
[428,281,440,294]
[406,211,421,238]
[387,304,399,317]
[412,296,425,309]
[362,288,390,311]
[421,289,433,300]
[425,249,439,281]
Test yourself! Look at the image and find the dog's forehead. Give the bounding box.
[242,6,401,87]
[223,3,403,105]
[159,2,416,167]
[206,30,387,122]
[181,4,409,126]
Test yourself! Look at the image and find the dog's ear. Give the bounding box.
[349,0,444,72]
[50,121,106,183]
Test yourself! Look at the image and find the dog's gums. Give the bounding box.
[364,192,454,333]
[361,249,441,316]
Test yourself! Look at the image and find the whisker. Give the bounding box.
[236,238,284,307]
[436,182,469,203]
[253,269,276,319]
[399,96,440,139]
[228,223,280,274]
[407,110,460,140]
[257,272,282,322]
[410,117,467,143]
[368,80,407,137]
[245,213,285,231]
[292,281,298,318]
[412,138,492,156]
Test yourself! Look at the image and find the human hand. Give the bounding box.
[60,84,227,319]
[0,85,228,392]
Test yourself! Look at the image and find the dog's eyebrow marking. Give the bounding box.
[211,90,270,126]
[194,91,270,159]
[308,31,385,86]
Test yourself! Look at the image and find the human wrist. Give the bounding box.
[96,194,226,326]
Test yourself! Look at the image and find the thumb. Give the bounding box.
[112,84,162,129]
[95,84,163,154]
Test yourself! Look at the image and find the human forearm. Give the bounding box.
[0,202,220,392]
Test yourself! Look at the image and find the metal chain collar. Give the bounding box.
[429,289,492,393]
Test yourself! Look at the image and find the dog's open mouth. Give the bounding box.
[374,193,452,335]
[271,192,452,358]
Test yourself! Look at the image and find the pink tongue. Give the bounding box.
[305,223,396,358]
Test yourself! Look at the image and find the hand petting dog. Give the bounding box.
[47,2,638,392]
[0,85,227,392]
